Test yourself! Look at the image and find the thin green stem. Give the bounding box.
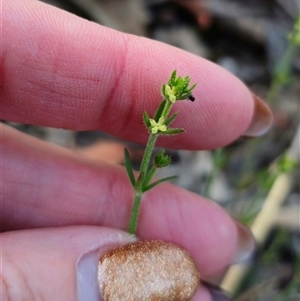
[127,134,157,233]
[267,43,298,103]
[203,165,216,198]
[161,101,173,119]
[203,149,224,197]
[127,102,175,233]
[127,192,142,234]
[139,134,157,175]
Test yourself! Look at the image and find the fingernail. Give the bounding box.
[243,94,273,137]
[77,233,137,301]
[202,281,232,301]
[98,240,200,301]
[231,220,256,264]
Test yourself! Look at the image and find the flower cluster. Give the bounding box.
[142,70,196,136]
[162,70,196,102]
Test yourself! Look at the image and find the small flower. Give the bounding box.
[149,117,167,134]
[164,85,177,103]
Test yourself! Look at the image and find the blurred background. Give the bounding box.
[7,0,300,300]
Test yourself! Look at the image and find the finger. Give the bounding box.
[2,227,215,301]
[2,124,254,277]
[2,0,272,150]
[2,227,136,301]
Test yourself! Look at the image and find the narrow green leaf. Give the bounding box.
[143,165,157,188]
[189,83,197,91]
[142,175,178,192]
[160,128,184,135]
[168,70,177,85]
[154,99,167,122]
[177,95,188,101]
[143,111,151,127]
[164,111,178,126]
[124,148,135,186]
[161,84,166,97]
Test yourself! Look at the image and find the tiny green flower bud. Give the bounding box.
[154,150,172,168]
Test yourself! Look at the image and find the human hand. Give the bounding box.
[1,0,273,300]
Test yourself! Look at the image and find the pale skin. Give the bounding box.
[1,0,262,300]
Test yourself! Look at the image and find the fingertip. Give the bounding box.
[77,230,137,301]
[139,189,239,277]
[2,226,136,301]
[242,93,273,137]
[3,0,258,150]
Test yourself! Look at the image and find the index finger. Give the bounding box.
[1,0,272,149]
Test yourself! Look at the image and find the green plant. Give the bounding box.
[267,15,300,103]
[124,70,196,234]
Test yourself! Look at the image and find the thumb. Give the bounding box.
[2,226,136,301]
[2,226,216,301]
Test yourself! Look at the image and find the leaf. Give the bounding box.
[164,111,178,126]
[124,148,135,186]
[160,128,184,135]
[143,111,151,127]
[142,165,156,188]
[188,83,197,92]
[168,70,177,86]
[154,99,167,122]
[142,175,178,192]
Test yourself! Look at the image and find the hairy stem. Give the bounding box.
[161,101,173,119]
[139,134,157,174]
[128,192,142,234]
[127,134,157,233]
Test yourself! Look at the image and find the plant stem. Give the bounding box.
[127,134,157,233]
[203,163,217,198]
[267,43,298,103]
[139,134,157,174]
[127,102,175,233]
[161,101,172,119]
[203,149,224,198]
[128,192,142,234]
